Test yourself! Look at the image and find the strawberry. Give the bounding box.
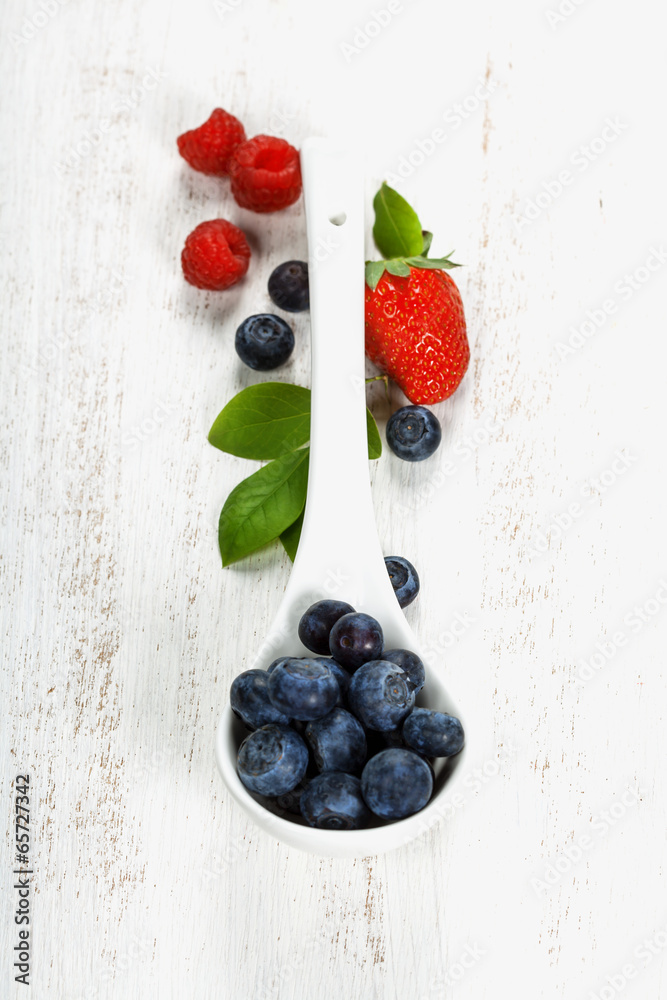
[364,184,469,405]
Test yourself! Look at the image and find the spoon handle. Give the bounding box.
[295,139,387,594]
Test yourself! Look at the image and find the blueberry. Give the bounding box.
[361,748,433,819]
[268,260,309,312]
[380,648,425,693]
[234,314,294,371]
[347,660,415,732]
[365,728,405,758]
[329,612,383,671]
[384,556,420,609]
[237,724,308,796]
[230,669,291,730]
[274,778,310,816]
[386,405,441,462]
[268,657,339,721]
[300,772,371,830]
[402,708,465,757]
[305,708,367,773]
[267,656,292,674]
[298,599,356,655]
[313,658,351,706]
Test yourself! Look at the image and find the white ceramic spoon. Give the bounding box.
[216,138,467,857]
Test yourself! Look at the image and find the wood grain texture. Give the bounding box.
[2,0,666,997]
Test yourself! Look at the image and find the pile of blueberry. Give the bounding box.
[230,599,464,830]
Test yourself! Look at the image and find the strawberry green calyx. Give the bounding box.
[365,182,461,291]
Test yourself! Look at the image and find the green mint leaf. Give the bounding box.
[280,510,304,562]
[404,255,462,271]
[366,409,382,459]
[219,449,309,566]
[209,382,311,460]
[211,382,382,461]
[421,231,433,256]
[365,260,386,291]
[384,259,411,278]
[372,183,424,259]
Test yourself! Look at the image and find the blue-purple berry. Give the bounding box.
[381,648,425,692]
[237,724,308,797]
[305,708,367,773]
[384,556,420,609]
[361,748,433,819]
[267,656,292,674]
[268,260,309,312]
[347,660,415,732]
[235,314,294,371]
[268,657,339,721]
[298,599,355,655]
[329,612,383,671]
[313,658,351,706]
[402,708,465,757]
[300,772,371,830]
[386,405,441,462]
[230,669,291,730]
[274,778,310,816]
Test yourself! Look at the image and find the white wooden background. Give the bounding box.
[2,0,667,997]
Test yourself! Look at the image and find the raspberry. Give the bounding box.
[181,219,251,291]
[177,109,246,176]
[229,135,302,213]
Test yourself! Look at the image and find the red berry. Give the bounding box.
[181,219,251,291]
[365,268,469,405]
[177,109,246,176]
[229,135,302,213]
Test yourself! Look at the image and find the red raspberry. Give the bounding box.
[177,109,246,176]
[181,219,251,291]
[229,135,302,213]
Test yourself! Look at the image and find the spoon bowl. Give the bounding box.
[216,139,468,857]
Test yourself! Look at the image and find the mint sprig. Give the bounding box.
[365,182,462,291]
[219,449,309,567]
[372,183,424,258]
[210,382,381,566]
[209,382,310,459]
[279,509,304,561]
